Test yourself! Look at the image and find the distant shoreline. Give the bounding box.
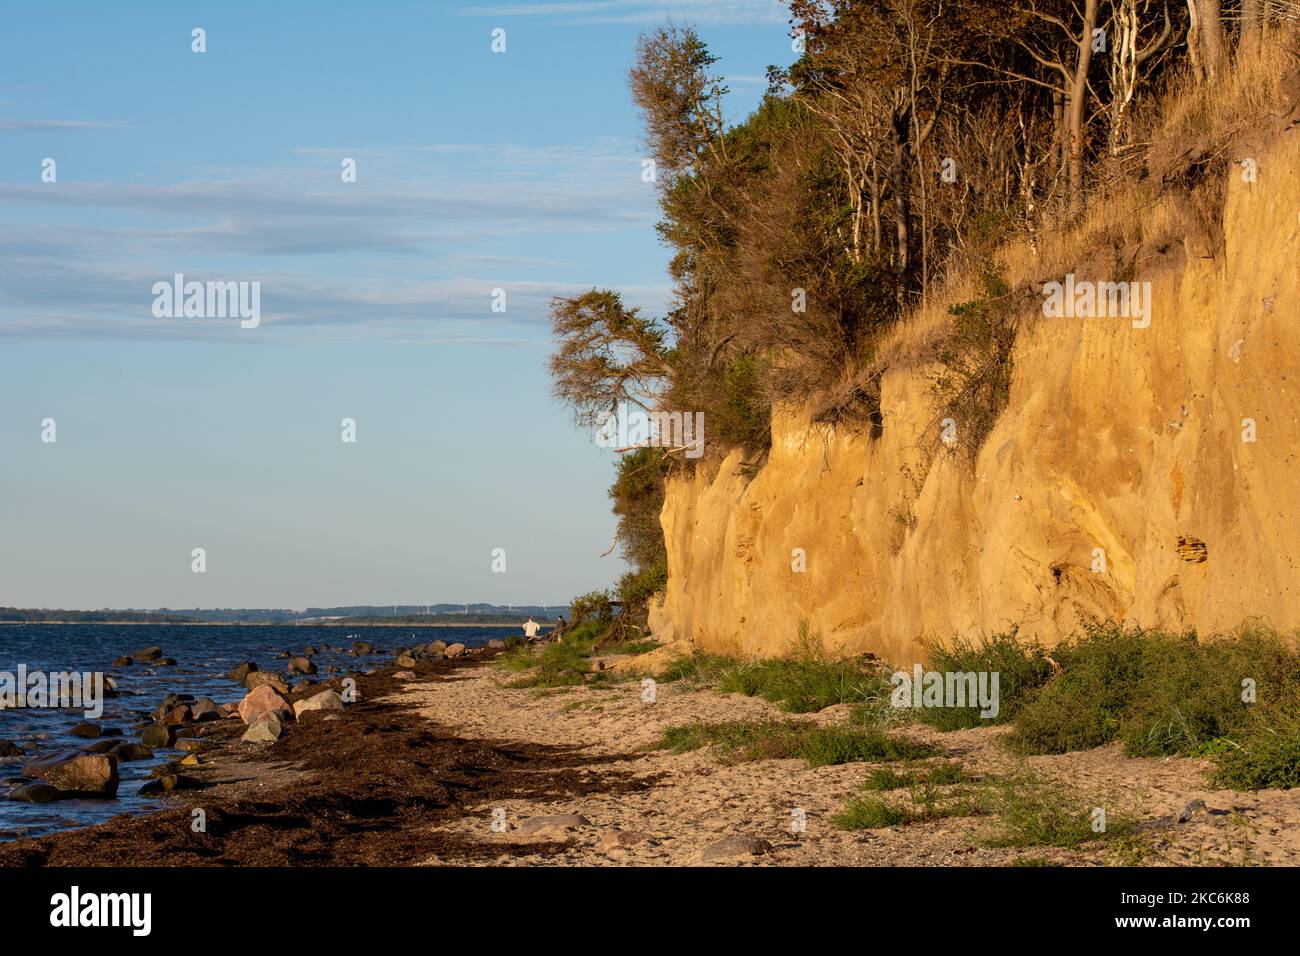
[0,621,539,628]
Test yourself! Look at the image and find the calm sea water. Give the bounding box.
[0,623,517,840]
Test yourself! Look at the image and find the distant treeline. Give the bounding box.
[300,604,570,619]
[323,614,556,627]
[0,604,570,625]
[0,608,199,623]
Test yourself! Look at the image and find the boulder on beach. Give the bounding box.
[238,684,293,724]
[487,639,506,649]
[176,738,205,753]
[139,773,202,795]
[395,652,418,669]
[596,829,656,853]
[293,689,344,719]
[83,740,118,754]
[394,671,416,680]
[243,671,289,694]
[190,697,223,722]
[287,656,317,676]
[425,640,447,654]
[517,813,592,838]
[141,723,178,749]
[24,751,119,798]
[445,643,467,658]
[227,662,258,682]
[698,833,772,863]
[241,712,284,744]
[132,646,164,662]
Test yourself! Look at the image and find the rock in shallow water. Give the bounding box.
[111,742,154,761]
[227,661,258,682]
[141,723,178,749]
[287,656,317,676]
[10,782,62,804]
[23,751,119,798]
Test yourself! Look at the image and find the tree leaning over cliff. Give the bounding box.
[548,289,675,429]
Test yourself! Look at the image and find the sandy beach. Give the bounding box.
[6,646,1296,868]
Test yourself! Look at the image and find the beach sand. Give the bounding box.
[3,650,1298,867]
[404,653,1300,867]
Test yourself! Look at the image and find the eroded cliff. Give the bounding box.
[651,130,1300,664]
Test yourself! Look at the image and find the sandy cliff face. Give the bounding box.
[651,133,1300,664]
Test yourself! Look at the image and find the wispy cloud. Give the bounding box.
[0,118,122,130]
[0,142,670,343]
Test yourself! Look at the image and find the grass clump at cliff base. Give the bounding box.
[914,629,1057,730]
[655,623,891,715]
[655,718,935,769]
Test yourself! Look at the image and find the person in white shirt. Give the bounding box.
[522,617,542,641]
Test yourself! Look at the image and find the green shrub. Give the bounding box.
[916,629,1056,730]
[1008,624,1300,771]
[1213,712,1300,790]
[833,795,914,830]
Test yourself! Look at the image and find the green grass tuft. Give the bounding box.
[654,718,935,768]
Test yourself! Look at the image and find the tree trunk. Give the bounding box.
[870,164,883,256]
[1198,0,1227,81]
[890,92,912,299]
[1051,89,1064,182]
[1067,0,1100,213]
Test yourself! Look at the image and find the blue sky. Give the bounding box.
[0,0,790,609]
